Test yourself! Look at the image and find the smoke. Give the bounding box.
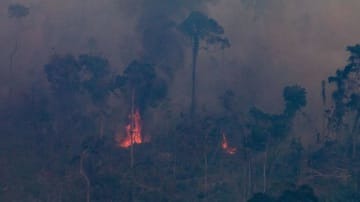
[1,0,360,123]
[203,0,360,116]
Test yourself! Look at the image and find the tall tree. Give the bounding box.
[113,60,167,201]
[78,54,112,138]
[328,44,360,157]
[45,54,113,202]
[179,11,230,118]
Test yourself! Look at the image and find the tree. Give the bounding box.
[44,54,83,111]
[328,44,360,157]
[45,54,113,202]
[179,11,230,118]
[112,60,168,201]
[283,85,307,117]
[78,54,112,138]
[246,85,307,194]
[113,60,167,114]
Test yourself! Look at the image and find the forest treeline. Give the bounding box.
[1,4,360,202]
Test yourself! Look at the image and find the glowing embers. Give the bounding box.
[221,132,237,155]
[117,109,143,148]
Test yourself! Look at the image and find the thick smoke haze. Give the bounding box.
[1,0,360,120]
[2,1,360,201]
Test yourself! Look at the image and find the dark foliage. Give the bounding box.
[113,60,168,112]
[246,85,306,152]
[8,3,29,18]
[249,185,318,202]
[248,192,276,202]
[283,85,307,117]
[178,11,229,48]
[45,55,82,96]
[328,44,360,130]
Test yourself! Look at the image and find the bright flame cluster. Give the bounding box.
[117,109,143,148]
[221,133,237,155]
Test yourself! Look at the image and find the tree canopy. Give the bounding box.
[8,3,29,18]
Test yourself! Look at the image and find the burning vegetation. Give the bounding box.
[3,4,360,202]
[117,109,143,148]
[221,132,237,155]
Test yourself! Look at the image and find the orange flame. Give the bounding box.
[221,132,237,155]
[118,109,143,148]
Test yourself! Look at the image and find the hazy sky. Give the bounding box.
[1,0,360,120]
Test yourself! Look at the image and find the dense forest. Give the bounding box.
[1,1,360,202]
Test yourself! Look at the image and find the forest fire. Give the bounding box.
[221,133,237,155]
[117,109,143,148]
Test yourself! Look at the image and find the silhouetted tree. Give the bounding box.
[113,60,167,113]
[45,55,82,103]
[45,54,113,202]
[283,85,307,117]
[179,11,230,118]
[78,54,112,138]
[328,44,360,157]
[246,85,307,193]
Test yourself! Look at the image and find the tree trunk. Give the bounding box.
[190,35,199,118]
[263,145,268,193]
[130,89,136,202]
[80,151,90,202]
[99,113,104,138]
[9,38,19,98]
[352,111,360,158]
[248,157,252,197]
[203,134,208,201]
[243,164,247,202]
[130,88,136,168]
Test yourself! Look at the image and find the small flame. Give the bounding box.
[221,133,237,155]
[117,109,143,148]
